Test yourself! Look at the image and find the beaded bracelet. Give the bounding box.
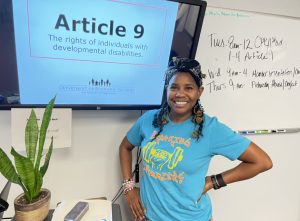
[122,178,134,185]
[122,178,136,195]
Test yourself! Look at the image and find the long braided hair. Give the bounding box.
[152,57,205,141]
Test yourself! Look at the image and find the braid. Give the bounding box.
[192,101,204,140]
[152,102,169,140]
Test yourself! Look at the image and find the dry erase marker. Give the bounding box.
[238,130,273,135]
[255,130,271,134]
[271,129,300,133]
[238,128,300,135]
[238,130,257,135]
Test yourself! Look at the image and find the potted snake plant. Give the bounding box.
[0,97,55,221]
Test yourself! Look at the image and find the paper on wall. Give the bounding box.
[11,108,72,150]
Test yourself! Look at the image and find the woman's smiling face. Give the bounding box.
[167,72,203,122]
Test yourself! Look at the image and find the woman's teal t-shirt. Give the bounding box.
[127,110,250,221]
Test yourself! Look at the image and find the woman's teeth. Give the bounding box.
[175,101,187,105]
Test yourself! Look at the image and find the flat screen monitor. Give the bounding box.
[0,0,207,110]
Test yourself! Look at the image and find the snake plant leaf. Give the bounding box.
[0,148,21,185]
[25,110,38,163]
[32,169,43,200]
[35,97,55,171]
[40,137,53,177]
[11,147,36,202]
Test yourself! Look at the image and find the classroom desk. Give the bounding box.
[12,203,122,221]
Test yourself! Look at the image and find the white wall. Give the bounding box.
[1,1,300,221]
[207,0,300,18]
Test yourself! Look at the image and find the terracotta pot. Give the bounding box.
[14,189,51,221]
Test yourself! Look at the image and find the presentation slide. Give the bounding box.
[12,0,178,105]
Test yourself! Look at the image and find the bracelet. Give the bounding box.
[122,178,134,185]
[216,173,227,188]
[210,175,219,190]
[210,174,227,190]
[123,186,135,195]
[122,178,136,195]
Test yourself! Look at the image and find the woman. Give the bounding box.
[119,57,273,221]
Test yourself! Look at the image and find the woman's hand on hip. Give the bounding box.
[202,176,213,194]
[125,187,146,221]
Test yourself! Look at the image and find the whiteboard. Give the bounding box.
[196,7,300,130]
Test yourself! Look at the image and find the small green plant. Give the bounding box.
[0,97,55,203]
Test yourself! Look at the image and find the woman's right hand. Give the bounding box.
[202,176,213,194]
[124,187,146,221]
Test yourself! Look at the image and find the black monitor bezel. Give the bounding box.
[0,0,207,110]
